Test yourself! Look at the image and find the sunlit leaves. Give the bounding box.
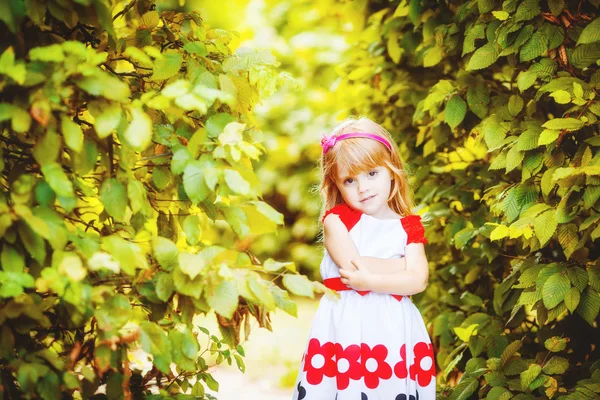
[577,17,600,45]
[467,43,499,70]
[100,179,127,221]
[61,116,83,153]
[123,106,153,151]
[207,280,239,319]
[183,160,210,204]
[150,52,183,81]
[445,95,467,129]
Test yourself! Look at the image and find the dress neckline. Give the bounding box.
[362,213,403,221]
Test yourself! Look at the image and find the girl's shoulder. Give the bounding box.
[321,203,362,231]
[399,214,428,245]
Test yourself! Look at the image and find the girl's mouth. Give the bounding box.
[361,194,376,202]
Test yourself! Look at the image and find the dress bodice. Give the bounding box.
[319,203,427,280]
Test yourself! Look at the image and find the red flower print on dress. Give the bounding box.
[360,343,392,389]
[409,342,436,387]
[334,343,362,390]
[303,339,336,385]
[394,344,408,379]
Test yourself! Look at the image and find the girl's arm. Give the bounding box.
[339,242,429,296]
[323,214,407,273]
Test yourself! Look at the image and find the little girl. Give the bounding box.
[292,117,436,400]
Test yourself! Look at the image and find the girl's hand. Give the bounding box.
[339,258,375,291]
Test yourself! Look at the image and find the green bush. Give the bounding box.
[329,0,600,398]
[0,0,322,397]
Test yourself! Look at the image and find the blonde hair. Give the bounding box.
[317,116,418,223]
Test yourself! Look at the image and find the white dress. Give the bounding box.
[292,203,436,400]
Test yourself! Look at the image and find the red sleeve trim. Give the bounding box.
[400,214,428,245]
[321,203,362,232]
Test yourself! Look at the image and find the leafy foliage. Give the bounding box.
[0,0,325,397]
[318,0,600,398]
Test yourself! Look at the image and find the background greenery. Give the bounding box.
[1,0,600,399]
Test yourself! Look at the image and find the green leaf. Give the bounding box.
[152,237,179,270]
[282,274,314,298]
[29,44,64,62]
[100,178,128,221]
[178,252,207,281]
[576,287,600,325]
[564,286,580,313]
[517,127,542,150]
[477,0,494,14]
[467,82,490,119]
[270,284,298,317]
[94,102,122,139]
[152,167,172,190]
[515,0,541,22]
[77,70,131,102]
[549,90,571,104]
[171,148,192,175]
[558,224,578,259]
[248,276,276,310]
[139,322,172,374]
[577,17,600,45]
[548,0,564,16]
[41,163,74,198]
[542,118,584,131]
[520,364,542,390]
[202,373,219,392]
[61,116,83,153]
[538,129,559,146]
[222,206,250,239]
[183,215,202,245]
[11,107,31,133]
[74,139,98,175]
[448,376,478,400]
[445,95,467,129]
[423,46,443,67]
[483,115,508,150]
[151,52,183,81]
[206,113,236,138]
[184,41,208,56]
[264,258,296,272]
[183,160,210,204]
[123,107,153,152]
[542,272,570,309]
[463,24,486,56]
[128,180,148,215]
[520,31,548,62]
[542,356,568,375]
[155,272,174,302]
[207,280,239,319]
[1,244,25,273]
[223,169,250,195]
[544,336,567,352]
[467,43,499,70]
[508,95,524,117]
[533,209,557,246]
[33,130,61,166]
[18,222,46,265]
[492,11,510,20]
[570,43,600,69]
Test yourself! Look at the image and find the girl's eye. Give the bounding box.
[344,178,354,185]
[369,170,378,177]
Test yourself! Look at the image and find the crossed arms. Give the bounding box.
[323,214,429,296]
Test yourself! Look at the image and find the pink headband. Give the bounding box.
[320,132,392,154]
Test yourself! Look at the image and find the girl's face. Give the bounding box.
[334,165,394,217]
